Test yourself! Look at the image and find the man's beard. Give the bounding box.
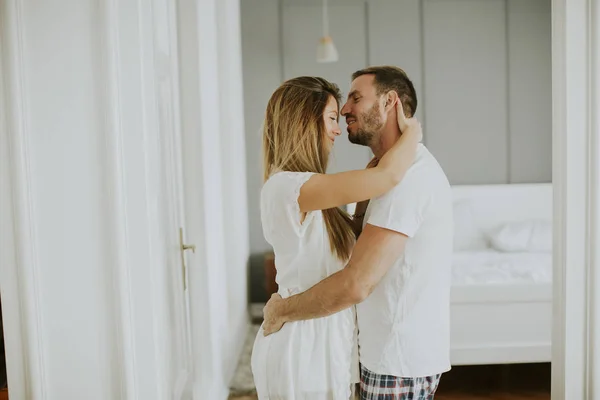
[348,102,384,146]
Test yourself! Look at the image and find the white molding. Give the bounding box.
[588,0,600,396]
[451,344,551,366]
[99,0,138,398]
[0,1,47,398]
[551,0,600,398]
[0,80,26,400]
[0,7,27,400]
[194,0,230,393]
[148,31,172,400]
[137,2,169,397]
[163,0,196,386]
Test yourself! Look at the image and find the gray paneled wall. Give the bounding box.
[281,0,372,174]
[507,0,552,183]
[424,0,510,184]
[367,0,425,122]
[242,0,552,273]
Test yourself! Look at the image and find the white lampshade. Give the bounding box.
[317,36,339,63]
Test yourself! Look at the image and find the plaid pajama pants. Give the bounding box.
[359,364,442,400]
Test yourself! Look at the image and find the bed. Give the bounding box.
[449,183,552,365]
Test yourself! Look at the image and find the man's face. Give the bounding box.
[340,74,385,146]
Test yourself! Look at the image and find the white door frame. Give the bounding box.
[0,0,597,399]
[550,0,600,398]
[175,0,231,398]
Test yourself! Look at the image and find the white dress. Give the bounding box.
[251,171,359,400]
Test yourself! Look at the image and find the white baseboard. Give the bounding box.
[451,343,551,365]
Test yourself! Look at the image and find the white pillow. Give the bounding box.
[453,200,488,251]
[489,220,552,252]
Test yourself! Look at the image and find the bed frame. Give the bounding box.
[449,183,553,365]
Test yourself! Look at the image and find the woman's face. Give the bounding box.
[323,95,341,154]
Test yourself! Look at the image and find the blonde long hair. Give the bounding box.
[263,76,355,261]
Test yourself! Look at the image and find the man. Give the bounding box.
[262,66,453,399]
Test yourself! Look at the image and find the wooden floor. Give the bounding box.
[0,363,551,400]
[229,363,551,400]
[435,363,550,399]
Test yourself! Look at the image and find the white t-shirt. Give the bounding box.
[357,144,453,378]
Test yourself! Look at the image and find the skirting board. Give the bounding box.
[451,344,551,366]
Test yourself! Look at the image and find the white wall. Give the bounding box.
[1,0,249,399]
[0,1,120,398]
[550,0,600,397]
[0,1,188,398]
[241,0,552,264]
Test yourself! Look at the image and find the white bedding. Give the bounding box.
[451,250,552,285]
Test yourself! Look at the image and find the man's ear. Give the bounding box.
[384,91,399,113]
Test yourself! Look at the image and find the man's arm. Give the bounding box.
[262,223,408,335]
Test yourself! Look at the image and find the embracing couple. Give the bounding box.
[251,66,453,400]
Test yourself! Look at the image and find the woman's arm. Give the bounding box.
[298,101,422,213]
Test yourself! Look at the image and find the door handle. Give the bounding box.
[179,227,195,290]
[182,243,196,253]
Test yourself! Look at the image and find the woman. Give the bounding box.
[251,76,421,399]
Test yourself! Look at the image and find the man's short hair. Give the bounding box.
[352,66,417,117]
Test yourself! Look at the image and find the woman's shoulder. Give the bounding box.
[262,170,316,200]
[265,170,315,183]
